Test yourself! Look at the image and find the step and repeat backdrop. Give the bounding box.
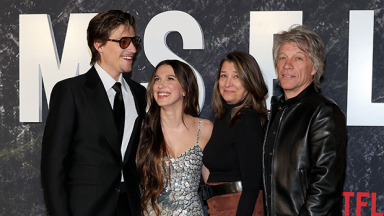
[1,0,384,215]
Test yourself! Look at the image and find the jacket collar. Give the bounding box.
[271,83,318,107]
[83,67,145,163]
[83,67,121,159]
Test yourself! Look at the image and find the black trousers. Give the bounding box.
[115,192,132,216]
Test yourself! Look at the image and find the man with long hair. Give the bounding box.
[263,25,347,215]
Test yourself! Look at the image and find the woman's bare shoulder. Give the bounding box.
[197,118,213,149]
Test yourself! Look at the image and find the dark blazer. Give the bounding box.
[263,84,347,216]
[41,66,146,216]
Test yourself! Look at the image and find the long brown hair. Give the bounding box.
[212,51,269,128]
[136,60,199,215]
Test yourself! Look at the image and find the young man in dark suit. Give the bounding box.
[41,10,146,216]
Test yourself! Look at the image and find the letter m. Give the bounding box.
[19,13,96,122]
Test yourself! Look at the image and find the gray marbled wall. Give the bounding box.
[0,0,383,215]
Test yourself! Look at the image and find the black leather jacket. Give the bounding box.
[263,84,347,216]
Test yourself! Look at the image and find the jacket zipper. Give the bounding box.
[263,105,287,216]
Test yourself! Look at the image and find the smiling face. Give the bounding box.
[153,64,185,109]
[277,42,317,99]
[95,24,136,81]
[218,61,248,104]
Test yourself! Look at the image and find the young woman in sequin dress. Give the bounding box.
[136,60,213,216]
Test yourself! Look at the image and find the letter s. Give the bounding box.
[144,10,205,109]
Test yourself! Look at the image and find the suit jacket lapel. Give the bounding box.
[82,67,122,160]
[123,77,145,164]
[126,78,146,118]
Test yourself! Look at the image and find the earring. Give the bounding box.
[183,93,185,97]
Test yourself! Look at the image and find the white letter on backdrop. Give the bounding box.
[249,11,302,109]
[19,13,96,122]
[347,10,384,126]
[144,10,205,109]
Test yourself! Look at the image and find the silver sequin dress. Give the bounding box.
[145,119,204,216]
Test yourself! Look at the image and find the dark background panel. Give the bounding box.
[0,0,383,215]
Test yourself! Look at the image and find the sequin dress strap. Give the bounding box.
[196,118,202,145]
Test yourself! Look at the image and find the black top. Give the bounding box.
[203,102,264,215]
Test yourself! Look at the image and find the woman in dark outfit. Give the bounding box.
[202,51,268,216]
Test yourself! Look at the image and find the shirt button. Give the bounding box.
[115,188,120,192]
[269,152,273,156]
[273,132,276,135]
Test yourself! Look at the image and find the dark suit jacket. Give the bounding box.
[41,66,146,216]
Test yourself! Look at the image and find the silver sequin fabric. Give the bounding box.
[146,144,204,216]
[145,120,204,216]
